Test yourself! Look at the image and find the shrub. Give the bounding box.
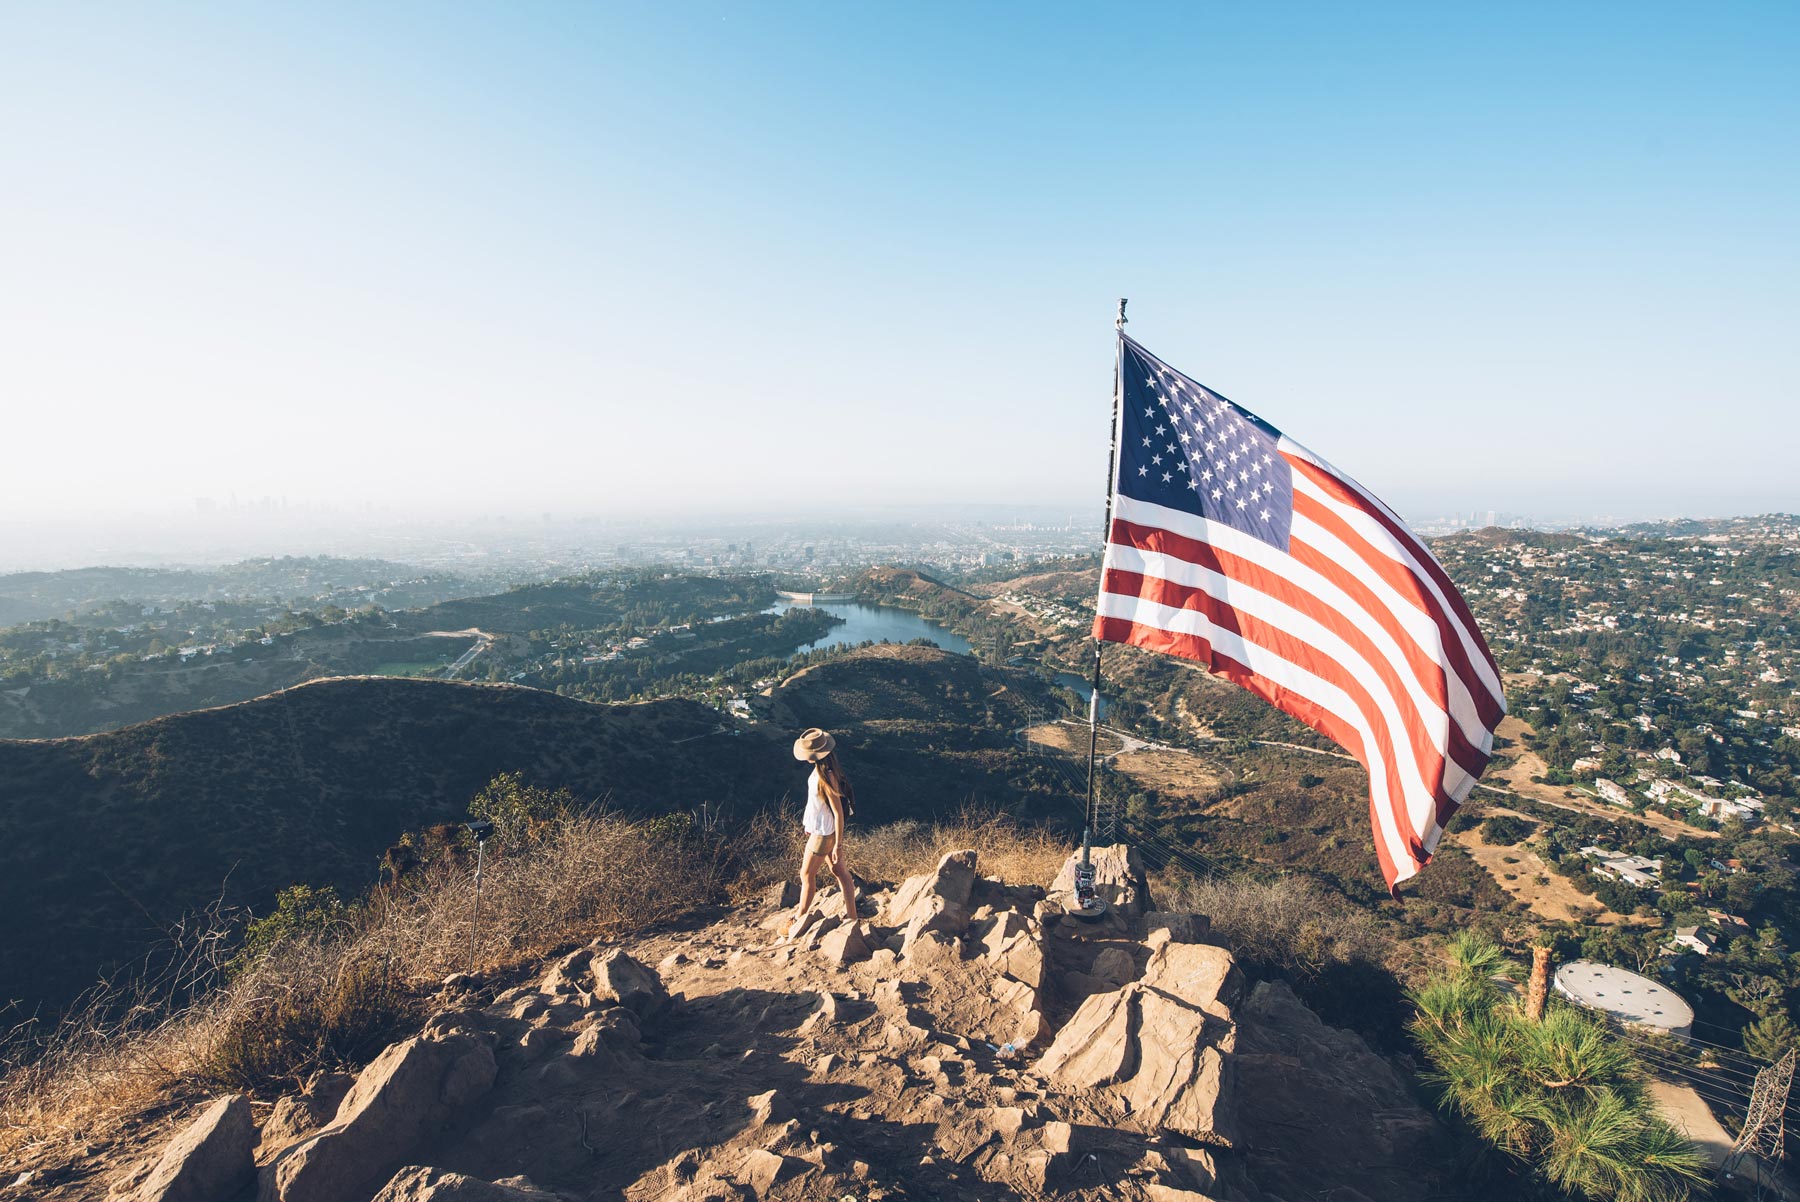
[1157,873,1405,1040]
[1410,934,1709,1201]
[1480,815,1535,845]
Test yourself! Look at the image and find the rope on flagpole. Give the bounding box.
[1074,298,1127,920]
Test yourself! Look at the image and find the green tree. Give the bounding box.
[1410,934,1710,1202]
[468,771,576,846]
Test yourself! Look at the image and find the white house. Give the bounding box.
[1596,778,1633,806]
[1666,927,1716,956]
[1699,797,1765,824]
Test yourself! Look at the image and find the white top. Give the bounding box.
[803,768,837,837]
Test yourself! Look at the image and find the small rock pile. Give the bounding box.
[105,845,1444,1202]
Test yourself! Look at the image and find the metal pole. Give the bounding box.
[1083,298,1127,859]
[467,837,485,974]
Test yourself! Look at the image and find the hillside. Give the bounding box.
[0,645,1089,1015]
[0,677,782,1013]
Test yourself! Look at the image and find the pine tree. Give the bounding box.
[1742,1010,1798,1062]
[1409,933,1710,1202]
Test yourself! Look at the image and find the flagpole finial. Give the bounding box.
[1116,298,1128,330]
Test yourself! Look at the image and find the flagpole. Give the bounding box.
[1079,298,1126,900]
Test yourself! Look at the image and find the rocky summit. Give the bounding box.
[104,846,1446,1202]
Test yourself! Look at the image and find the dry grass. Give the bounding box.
[850,809,1071,889]
[0,806,1069,1166]
[0,808,748,1167]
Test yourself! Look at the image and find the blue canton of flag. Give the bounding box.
[1115,337,1294,553]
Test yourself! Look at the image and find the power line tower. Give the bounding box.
[1719,1047,1796,1199]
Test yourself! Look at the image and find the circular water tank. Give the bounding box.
[1552,959,1694,1041]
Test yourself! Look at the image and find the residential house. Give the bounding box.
[1596,778,1633,807]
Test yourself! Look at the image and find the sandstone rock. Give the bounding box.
[799,914,840,951]
[537,947,594,996]
[887,850,977,932]
[588,950,667,1020]
[1143,1186,1221,1202]
[1165,1145,1217,1192]
[746,1089,791,1127]
[1091,946,1139,987]
[371,1166,558,1201]
[1126,987,1237,1146]
[657,950,689,972]
[734,1149,805,1195]
[984,926,1047,990]
[765,879,801,910]
[1232,980,1451,1202]
[1037,985,1138,1089]
[1142,941,1242,1020]
[816,920,870,966]
[133,1094,255,1202]
[1143,912,1211,943]
[259,1034,498,1202]
[1050,844,1152,918]
[899,923,961,963]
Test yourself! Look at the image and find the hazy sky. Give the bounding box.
[3,2,1796,528]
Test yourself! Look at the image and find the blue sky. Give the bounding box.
[2,2,1795,525]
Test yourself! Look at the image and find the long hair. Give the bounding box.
[814,750,855,820]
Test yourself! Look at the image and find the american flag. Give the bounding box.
[1094,334,1507,892]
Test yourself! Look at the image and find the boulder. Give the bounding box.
[817,921,870,967]
[537,947,594,996]
[982,921,1047,990]
[1143,912,1210,944]
[133,1094,256,1202]
[1049,844,1152,918]
[1142,940,1242,1024]
[372,1167,559,1201]
[734,1149,806,1195]
[1090,946,1139,987]
[588,949,668,1020]
[1231,980,1451,1202]
[1126,987,1238,1146]
[1036,985,1139,1089]
[259,1034,498,1202]
[887,850,977,931]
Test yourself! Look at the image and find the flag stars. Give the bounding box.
[1162,472,1173,483]
[1151,454,1163,466]
[1138,466,1149,476]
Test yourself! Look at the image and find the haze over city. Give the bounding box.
[4,2,1796,566]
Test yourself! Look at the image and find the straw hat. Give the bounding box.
[792,727,836,762]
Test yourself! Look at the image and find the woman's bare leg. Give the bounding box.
[829,848,858,920]
[789,849,823,934]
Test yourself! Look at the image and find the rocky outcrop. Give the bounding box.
[131,1094,256,1202]
[101,845,1447,1202]
[1231,980,1452,1202]
[259,1034,498,1202]
[1049,842,1153,919]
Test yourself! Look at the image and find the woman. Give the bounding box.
[787,727,859,939]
